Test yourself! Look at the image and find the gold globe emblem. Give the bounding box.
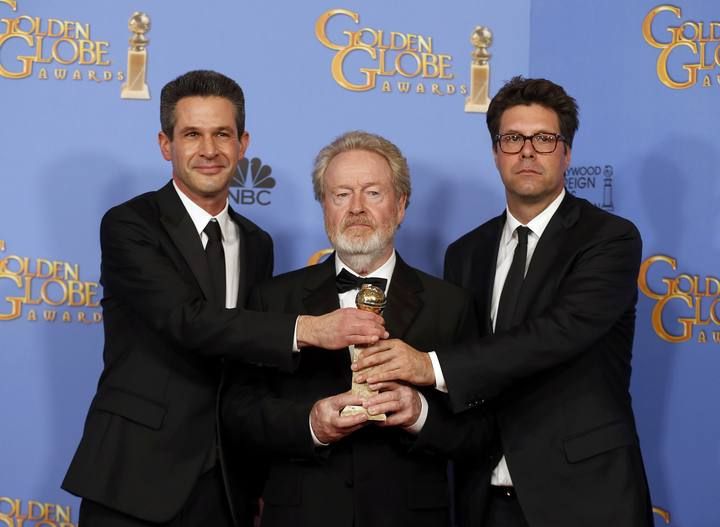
[128,12,151,51]
[129,12,151,33]
[355,283,387,315]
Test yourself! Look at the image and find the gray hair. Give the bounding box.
[312,131,411,207]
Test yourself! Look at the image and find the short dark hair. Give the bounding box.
[160,70,245,139]
[487,76,579,148]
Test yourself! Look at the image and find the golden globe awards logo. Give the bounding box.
[0,0,124,83]
[315,8,466,96]
[642,5,720,89]
[308,248,333,266]
[653,506,671,524]
[0,497,76,527]
[639,255,720,344]
[0,240,101,324]
[565,163,615,211]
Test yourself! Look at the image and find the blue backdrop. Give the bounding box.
[1,1,716,525]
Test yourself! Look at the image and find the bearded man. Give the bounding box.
[221,131,489,527]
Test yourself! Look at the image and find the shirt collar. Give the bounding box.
[173,181,232,240]
[503,188,565,242]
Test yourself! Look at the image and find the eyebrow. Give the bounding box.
[177,125,236,134]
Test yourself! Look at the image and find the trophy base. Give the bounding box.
[121,85,150,100]
[464,100,489,113]
[341,405,386,421]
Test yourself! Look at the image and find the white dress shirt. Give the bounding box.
[173,181,239,308]
[310,250,428,446]
[430,189,566,486]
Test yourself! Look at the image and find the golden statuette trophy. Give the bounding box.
[340,283,388,421]
[464,26,493,113]
[121,12,151,100]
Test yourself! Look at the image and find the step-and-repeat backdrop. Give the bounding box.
[1,1,717,525]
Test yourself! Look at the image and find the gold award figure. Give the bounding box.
[121,12,151,100]
[464,26,493,113]
[341,284,387,421]
[0,0,17,12]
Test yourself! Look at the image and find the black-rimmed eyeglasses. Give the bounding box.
[495,133,566,154]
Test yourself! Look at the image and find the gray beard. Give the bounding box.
[330,228,393,275]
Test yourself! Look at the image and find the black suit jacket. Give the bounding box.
[442,192,653,527]
[62,181,297,524]
[222,254,490,527]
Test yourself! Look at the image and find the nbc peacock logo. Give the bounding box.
[229,157,276,206]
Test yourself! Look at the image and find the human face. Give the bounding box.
[322,150,406,274]
[158,96,249,215]
[493,103,570,218]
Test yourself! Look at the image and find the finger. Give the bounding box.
[332,393,367,409]
[355,347,402,370]
[335,413,369,429]
[367,400,402,417]
[357,312,385,325]
[381,411,413,427]
[362,390,397,408]
[366,367,408,385]
[353,350,392,372]
[375,381,401,391]
[356,362,400,384]
[362,382,400,397]
[357,340,395,357]
[344,334,382,347]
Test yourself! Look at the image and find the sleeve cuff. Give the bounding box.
[428,351,448,393]
[404,391,428,434]
[309,414,328,447]
[292,316,300,352]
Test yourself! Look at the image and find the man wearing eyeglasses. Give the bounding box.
[354,77,653,527]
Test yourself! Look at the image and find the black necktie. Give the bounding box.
[336,268,387,293]
[203,219,226,308]
[495,226,530,332]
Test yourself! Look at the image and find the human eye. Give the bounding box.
[502,133,522,144]
[534,133,555,144]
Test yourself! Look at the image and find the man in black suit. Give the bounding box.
[62,71,386,527]
[355,78,653,527]
[222,131,489,527]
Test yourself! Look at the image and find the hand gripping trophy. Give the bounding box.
[340,283,387,420]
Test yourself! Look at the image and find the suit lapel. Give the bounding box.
[156,182,215,302]
[514,192,581,325]
[384,254,423,340]
[473,215,504,335]
[229,207,250,305]
[302,256,341,316]
[301,256,350,382]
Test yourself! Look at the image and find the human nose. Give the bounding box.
[349,191,365,213]
[520,136,536,158]
[200,135,217,157]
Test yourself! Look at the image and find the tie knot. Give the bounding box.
[204,220,223,243]
[516,226,530,245]
[336,268,388,294]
